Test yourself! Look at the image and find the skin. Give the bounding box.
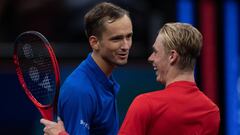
[40,118,65,135]
[148,34,195,86]
[90,14,133,76]
[148,35,170,84]
[40,14,133,135]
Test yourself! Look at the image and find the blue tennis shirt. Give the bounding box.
[58,53,120,135]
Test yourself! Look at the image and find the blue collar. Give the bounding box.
[84,53,120,95]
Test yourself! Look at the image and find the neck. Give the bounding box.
[165,68,195,86]
[91,53,114,77]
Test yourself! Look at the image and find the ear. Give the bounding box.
[169,50,178,65]
[89,36,99,51]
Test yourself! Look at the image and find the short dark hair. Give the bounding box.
[84,2,130,38]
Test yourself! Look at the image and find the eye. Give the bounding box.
[152,47,157,53]
[110,36,123,42]
[126,33,133,39]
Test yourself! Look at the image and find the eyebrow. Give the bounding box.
[109,35,123,40]
[109,32,133,40]
[126,32,133,37]
[152,46,157,52]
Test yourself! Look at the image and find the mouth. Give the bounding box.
[152,65,158,75]
[152,64,157,70]
[117,53,128,59]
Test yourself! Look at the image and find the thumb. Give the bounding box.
[57,116,62,121]
[40,118,56,126]
[57,116,64,125]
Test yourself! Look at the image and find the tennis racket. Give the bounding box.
[13,31,60,121]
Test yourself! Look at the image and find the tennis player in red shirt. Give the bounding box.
[118,22,220,135]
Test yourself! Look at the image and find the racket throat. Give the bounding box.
[38,107,54,121]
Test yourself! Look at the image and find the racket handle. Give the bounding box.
[38,107,54,121]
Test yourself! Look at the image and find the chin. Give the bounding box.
[116,60,128,66]
[156,77,163,83]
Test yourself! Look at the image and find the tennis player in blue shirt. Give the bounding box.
[40,2,133,135]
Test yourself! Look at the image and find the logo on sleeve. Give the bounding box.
[80,120,90,130]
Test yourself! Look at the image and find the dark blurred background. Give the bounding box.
[0,0,239,134]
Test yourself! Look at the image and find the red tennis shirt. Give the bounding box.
[118,81,220,135]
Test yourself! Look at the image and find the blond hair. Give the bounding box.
[159,22,202,70]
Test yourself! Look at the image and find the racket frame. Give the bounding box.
[13,31,60,120]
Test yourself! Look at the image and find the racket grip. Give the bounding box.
[38,107,54,121]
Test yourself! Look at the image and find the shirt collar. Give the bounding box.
[166,81,196,89]
[84,53,120,95]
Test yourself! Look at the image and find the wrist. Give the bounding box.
[58,131,69,135]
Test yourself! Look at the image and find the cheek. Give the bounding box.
[156,57,166,68]
[129,40,133,48]
[103,42,120,51]
[100,46,116,56]
[154,55,162,64]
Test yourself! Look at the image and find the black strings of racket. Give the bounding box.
[16,35,56,106]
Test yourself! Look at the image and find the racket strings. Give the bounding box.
[17,40,56,106]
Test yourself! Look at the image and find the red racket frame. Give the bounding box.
[13,31,60,120]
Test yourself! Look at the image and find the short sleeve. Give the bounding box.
[58,79,96,135]
[118,94,152,135]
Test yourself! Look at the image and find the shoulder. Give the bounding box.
[59,68,96,104]
[61,66,93,92]
[128,90,170,114]
[128,94,153,114]
[58,71,97,116]
[134,90,167,102]
[133,93,150,103]
[197,90,220,111]
[119,93,154,134]
[123,94,153,120]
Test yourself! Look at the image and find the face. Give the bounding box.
[96,15,133,67]
[148,34,170,84]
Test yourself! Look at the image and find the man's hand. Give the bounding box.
[40,117,68,135]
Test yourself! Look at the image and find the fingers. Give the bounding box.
[57,119,64,125]
[43,123,57,134]
[56,116,65,127]
[43,126,51,132]
[40,117,66,135]
[57,116,61,121]
[43,126,52,135]
[40,118,57,126]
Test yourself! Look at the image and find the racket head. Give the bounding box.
[13,31,60,120]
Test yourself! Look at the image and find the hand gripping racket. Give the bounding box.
[13,31,60,120]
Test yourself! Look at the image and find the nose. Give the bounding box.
[121,38,131,50]
[148,53,153,63]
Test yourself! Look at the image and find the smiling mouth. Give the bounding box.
[152,66,158,75]
[152,64,157,70]
[118,53,128,58]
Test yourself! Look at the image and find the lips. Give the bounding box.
[152,65,158,75]
[152,64,157,70]
[117,53,128,59]
[118,53,127,56]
